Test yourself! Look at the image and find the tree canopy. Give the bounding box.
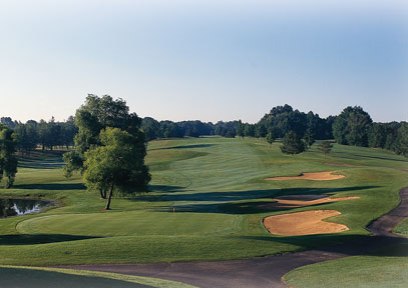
[318,140,334,156]
[84,128,151,209]
[333,106,372,146]
[0,124,18,188]
[63,95,150,208]
[280,131,306,155]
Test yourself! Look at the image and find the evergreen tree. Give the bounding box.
[266,132,275,145]
[318,140,333,156]
[0,125,18,188]
[280,131,306,155]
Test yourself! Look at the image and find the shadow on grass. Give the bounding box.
[238,234,408,257]
[150,185,379,214]
[162,200,349,214]
[153,144,217,150]
[150,185,379,203]
[147,185,185,193]
[18,155,65,169]
[18,162,64,169]
[0,234,102,245]
[0,268,152,288]
[333,151,408,163]
[14,183,86,190]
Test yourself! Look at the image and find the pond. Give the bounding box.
[0,198,51,218]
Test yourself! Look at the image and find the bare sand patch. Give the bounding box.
[263,210,349,236]
[258,195,359,210]
[265,171,345,181]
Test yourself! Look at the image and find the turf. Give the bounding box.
[284,253,408,288]
[0,137,407,265]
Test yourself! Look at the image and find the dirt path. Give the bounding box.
[58,187,408,288]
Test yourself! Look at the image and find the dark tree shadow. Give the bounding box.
[153,144,217,150]
[149,186,379,204]
[333,151,408,163]
[14,183,86,190]
[147,185,185,193]
[17,156,65,169]
[18,162,64,169]
[0,234,103,245]
[238,234,408,257]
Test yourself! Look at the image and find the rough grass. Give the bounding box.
[0,137,407,266]
[395,218,408,236]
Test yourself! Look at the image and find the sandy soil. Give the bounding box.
[265,171,345,181]
[259,195,359,210]
[263,210,349,236]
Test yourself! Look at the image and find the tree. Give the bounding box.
[318,140,333,156]
[266,132,275,145]
[0,125,18,188]
[64,94,146,170]
[60,116,78,149]
[368,123,387,148]
[332,106,372,147]
[236,120,245,137]
[63,95,150,205]
[142,117,160,141]
[303,130,315,149]
[280,131,306,155]
[83,128,151,209]
[243,124,255,137]
[255,125,267,138]
[395,122,408,157]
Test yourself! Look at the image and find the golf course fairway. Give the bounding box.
[0,137,407,286]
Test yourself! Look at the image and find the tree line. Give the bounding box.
[1,99,407,194]
[2,104,407,158]
[1,116,77,154]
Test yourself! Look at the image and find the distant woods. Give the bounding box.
[0,124,18,188]
[1,116,77,154]
[1,103,407,159]
[141,105,407,157]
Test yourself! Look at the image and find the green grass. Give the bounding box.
[0,137,407,266]
[284,253,408,288]
[395,218,408,236]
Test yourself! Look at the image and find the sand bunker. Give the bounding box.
[258,195,359,210]
[265,171,345,181]
[271,195,358,208]
[263,210,349,236]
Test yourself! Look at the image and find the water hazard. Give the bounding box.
[0,198,50,218]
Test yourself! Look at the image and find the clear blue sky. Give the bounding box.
[0,0,407,123]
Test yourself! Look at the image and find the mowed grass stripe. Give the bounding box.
[16,212,241,236]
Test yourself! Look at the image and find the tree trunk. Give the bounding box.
[105,184,114,210]
[100,188,107,199]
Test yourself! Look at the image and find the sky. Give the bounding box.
[0,0,407,123]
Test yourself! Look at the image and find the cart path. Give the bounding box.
[57,187,408,288]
